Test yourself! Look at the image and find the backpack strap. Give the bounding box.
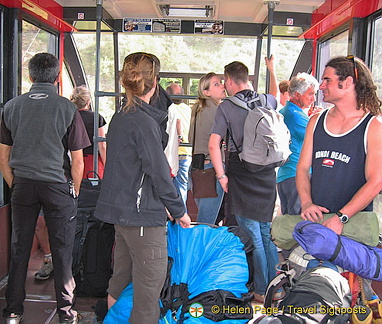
[224,94,250,153]
[224,95,249,110]
[224,93,268,154]
[73,209,94,276]
[264,266,296,308]
[224,93,266,111]
[246,94,268,110]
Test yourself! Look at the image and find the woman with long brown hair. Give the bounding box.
[189,72,226,224]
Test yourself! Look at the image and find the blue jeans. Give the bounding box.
[235,215,279,295]
[173,157,192,211]
[277,177,301,215]
[194,162,224,225]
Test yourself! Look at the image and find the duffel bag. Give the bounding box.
[293,221,382,281]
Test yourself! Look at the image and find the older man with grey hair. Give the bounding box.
[276,72,319,215]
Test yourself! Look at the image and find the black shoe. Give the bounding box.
[93,299,108,321]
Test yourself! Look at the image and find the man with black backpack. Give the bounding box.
[209,60,283,303]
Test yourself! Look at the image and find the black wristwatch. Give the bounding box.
[336,211,349,224]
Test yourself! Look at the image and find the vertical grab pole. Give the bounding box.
[264,1,277,94]
[93,0,103,177]
[113,31,120,112]
[253,37,263,91]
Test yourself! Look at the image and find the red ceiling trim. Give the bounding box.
[301,0,382,39]
[0,0,76,32]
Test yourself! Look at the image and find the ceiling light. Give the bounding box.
[263,25,304,37]
[159,5,214,18]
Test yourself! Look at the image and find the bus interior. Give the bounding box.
[0,0,381,322]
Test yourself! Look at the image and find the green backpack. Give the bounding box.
[271,212,380,250]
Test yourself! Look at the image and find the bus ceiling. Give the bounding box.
[3,0,380,41]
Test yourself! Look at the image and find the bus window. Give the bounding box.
[159,78,183,90]
[72,32,116,125]
[316,30,349,107]
[257,38,305,93]
[0,6,2,105]
[72,32,306,120]
[118,34,258,76]
[371,16,382,99]
[22,21,57,94]
[370,15,382,220]
[62,64,74,99]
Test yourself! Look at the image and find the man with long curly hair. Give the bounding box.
[297,55,382,235]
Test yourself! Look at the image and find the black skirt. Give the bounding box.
[227,152,276,222]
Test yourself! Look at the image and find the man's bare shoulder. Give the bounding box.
[369,114,382,130]
[367,114,382,143]
[305,110,321,131]
[372,114,382,123]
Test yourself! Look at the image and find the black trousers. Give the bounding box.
[3,177,78,321]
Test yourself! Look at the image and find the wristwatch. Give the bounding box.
[336,211,349,224]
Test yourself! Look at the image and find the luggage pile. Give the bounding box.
[266,212,382,324]
[104,222,254,323]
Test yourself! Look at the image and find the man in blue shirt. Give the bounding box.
[277,73,319,215]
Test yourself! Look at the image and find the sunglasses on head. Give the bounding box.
[346,55,358,82]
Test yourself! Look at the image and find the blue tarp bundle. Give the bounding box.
[293,221,382,281]
[104,222,254,323]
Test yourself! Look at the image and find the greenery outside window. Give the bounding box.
[371,16,382,99]
[316,31,349,108]
[22,20,57,94]
[72,32,305,125]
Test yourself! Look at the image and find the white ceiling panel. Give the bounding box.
[56,0,325,23]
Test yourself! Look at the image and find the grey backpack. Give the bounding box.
[226,94,291,171]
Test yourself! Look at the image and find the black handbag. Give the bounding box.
[190,114,217,198]
[78,172,102,209]
[191,153,205,170]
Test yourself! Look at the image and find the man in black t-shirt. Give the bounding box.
[0,53,90,324]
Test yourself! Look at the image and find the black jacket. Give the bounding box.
[94,98,185,227]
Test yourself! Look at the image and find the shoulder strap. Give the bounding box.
[73,209,93,275]
[246,94,267,110]
[225,93,268,153]
[264,266,296,308]
[191,110,197,156]
[225,93,270,111]
[224,96,249,110]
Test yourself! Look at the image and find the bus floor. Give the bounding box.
[1,210,382,324]
[2,249,382,323]
[0,250,100,324]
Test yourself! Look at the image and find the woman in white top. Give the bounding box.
[189,73,226,224]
